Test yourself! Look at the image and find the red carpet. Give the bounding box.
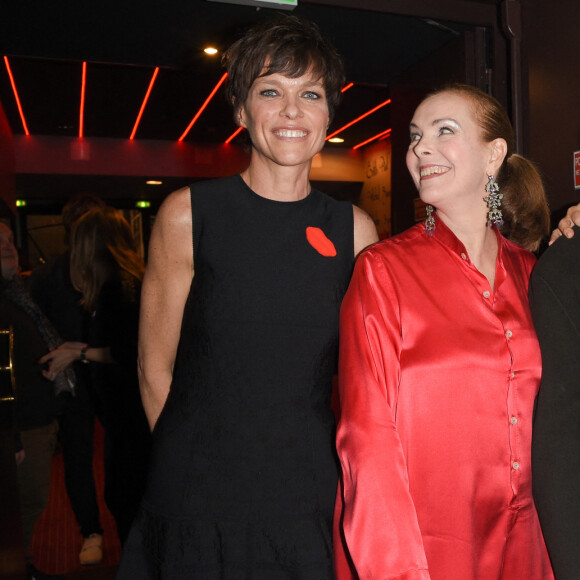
[30,421,121,578]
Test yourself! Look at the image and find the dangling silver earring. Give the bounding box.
[424,204,435,235]
[483,175,503,227]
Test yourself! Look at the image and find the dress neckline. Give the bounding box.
[236,174,315,206]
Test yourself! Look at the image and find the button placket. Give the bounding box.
[506,361,520,494]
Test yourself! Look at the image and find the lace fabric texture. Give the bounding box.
[122,507,334,578]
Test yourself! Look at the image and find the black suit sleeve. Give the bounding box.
[529,230,580,580]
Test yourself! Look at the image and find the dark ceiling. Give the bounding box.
[1,0,477,206]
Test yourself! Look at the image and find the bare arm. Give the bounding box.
[39,342,112,380]
[353,205,379,257]
[138,187,194,430]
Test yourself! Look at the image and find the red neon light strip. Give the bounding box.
[3,56,30,135]
[353,128,392,151]
[341,82,354,93]
[130,66,160,140]
[178,72,229,142]
[79,61,87,138]
[225,126,243,144]
[326,98,391,141]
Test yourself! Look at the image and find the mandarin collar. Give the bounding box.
[427,211,505,268]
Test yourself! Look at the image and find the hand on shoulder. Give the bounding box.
[550,202,580,245]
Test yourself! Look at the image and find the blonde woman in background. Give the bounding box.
[41,206,151,547]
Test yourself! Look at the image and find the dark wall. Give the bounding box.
[523,0,580,221]
[389,29,492,235]
[0,102,16,214]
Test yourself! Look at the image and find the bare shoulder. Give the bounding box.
[352,205,379,257]
[155,186,192,229]
[148,186,193,272]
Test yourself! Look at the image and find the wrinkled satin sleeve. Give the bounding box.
[336,249,431,580]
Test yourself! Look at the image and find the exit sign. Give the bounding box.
[575,151,580,189]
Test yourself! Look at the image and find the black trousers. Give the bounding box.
[58,369,102,538]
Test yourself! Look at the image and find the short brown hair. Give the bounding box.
[222,14,345,123]
[431,84,550,251]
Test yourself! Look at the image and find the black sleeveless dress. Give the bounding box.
[117,175,354,579]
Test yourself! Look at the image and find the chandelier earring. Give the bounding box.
[483,175,503,227]
[424,204,435,235]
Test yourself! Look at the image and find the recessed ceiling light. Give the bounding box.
[328,137,344,143]
[146,180,162,185]
[204,47,218,55]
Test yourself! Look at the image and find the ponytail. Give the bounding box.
[499,154,550,252]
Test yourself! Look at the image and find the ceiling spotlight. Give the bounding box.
[146,180,162,185]
[204,47,219,55]
[328,137,344,144]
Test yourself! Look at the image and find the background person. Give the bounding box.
[529,228,580,580]
[117,14,377,579]
[40,206,150,547]
[335,84,553,580]
[29,194,106,566]
[0,222,66,580]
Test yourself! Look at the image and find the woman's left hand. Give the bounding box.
[39,342,88,380]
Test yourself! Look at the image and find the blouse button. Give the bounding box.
[483,290,490,298]
[461,253,467,260]
[513,461,520,470]
[505,330,513,338]
[510,417,518,425]
[510,371,515,379]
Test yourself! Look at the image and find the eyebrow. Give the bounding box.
[409,118,461,130]
[254,77,324,88]
[434,118,460,126]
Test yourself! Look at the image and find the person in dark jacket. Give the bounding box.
[29,193,106,566]
[529,227,580,580]
[40,206,151,546]
[0,221,66,580]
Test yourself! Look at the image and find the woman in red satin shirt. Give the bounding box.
[334,84,554,580]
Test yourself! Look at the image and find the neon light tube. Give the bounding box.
[178,72,228,142]
[326,98,391,141]
[3,56,30,135]
[130,67,160,140]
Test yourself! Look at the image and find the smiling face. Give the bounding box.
[406,91,505,215]
[238,70,330,171]
[0,223,19,280]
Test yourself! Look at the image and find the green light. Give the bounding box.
[16,199,27,207]
[136,200,151,208]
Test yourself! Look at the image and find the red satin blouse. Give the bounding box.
[334,217,553,580]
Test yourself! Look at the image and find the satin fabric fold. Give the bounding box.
[334,217,553,580]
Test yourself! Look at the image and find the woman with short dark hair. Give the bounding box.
[116,14,377,579]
